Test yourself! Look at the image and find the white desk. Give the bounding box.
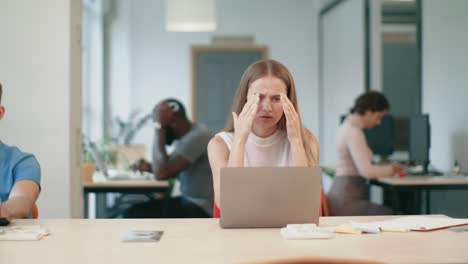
[3,216,468,263]
[83,180,170,218]
[375,176,468,186]
[371,176,468,214]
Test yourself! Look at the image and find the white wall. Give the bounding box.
[108,0,131,126]
[423,0,468,217]
[0,0,82,218]
[82,4,105,141]
[320,0,366,166]
[106,0,319,154]
[423,0,468,172]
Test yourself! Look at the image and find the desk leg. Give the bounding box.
[392,187,400,215]
[96,193,107,218]
[84,191,89,218]
[426,190,431,214]
[419,190,424,214]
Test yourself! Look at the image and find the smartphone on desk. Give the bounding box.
[0,217,10,226]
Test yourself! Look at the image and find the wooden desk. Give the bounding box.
[83,180,170,218]
[370,176,468,214]
[3,216,468,263]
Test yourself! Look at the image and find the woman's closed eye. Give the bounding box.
[271,96,281,102]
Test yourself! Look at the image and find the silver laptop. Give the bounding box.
[220,167,321,228]
[88,141,135,180]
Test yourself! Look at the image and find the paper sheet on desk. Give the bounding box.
[0,225,50,241]
[93,171,153,182]
[280,224,334,239]
[351,216,468,232]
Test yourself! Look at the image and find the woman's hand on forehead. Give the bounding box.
[249,91,285,100]
[247,92,260,101]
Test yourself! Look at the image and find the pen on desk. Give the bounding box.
[380,227,409,232]
[358,227,381,234]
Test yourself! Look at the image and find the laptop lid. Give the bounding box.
[87,141,141,181]
[220,167,321,228]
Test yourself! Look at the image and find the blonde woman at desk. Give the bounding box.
[207,59,320,217]
[328,91,404,216]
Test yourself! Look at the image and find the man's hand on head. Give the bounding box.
[153,102,174,128]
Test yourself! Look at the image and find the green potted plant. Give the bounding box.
[114,109,152,145]
[113,110,151,167]
[81,136,96,183]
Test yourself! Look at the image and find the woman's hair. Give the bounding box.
[350,91,390,115]
[224,59,317,166]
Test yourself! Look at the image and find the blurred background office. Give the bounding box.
[80,0,320,218]
[0,0,467,218]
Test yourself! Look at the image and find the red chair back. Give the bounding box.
[31,204,39,219]
[213,203,220,218]
[321,188,329,216]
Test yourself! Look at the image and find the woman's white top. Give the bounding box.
[216,129,292,166]
[335,114,393,178]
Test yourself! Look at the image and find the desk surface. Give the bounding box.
[3,216,468,264]
[82,179,170,218]
[375,176,468,186]
[83,180,169,189]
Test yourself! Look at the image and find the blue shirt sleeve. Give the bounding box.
[13,154,41,189]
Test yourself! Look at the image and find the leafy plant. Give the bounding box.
[98,137,118,166]
[82,135,117,167]
[81,109,150,168]
[113,109,152,145]
[82,136,95,163]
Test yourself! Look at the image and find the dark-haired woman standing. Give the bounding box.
[328,91,404,216]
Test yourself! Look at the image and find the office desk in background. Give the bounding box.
[370,176,468,214]
[3,216,468,264]
[83,180,170,218]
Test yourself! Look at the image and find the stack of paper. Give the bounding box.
[351,216,468,232]
[280,224,334,239]
[92,171,153,182]
[121,230,164,242]
[0,225,50,241]
[334,223,366,234]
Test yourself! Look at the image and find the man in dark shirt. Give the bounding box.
[125,99,213,218]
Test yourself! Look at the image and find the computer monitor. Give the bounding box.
[409,114,430,173]
[340,114,394,158]
[364,115,394,158]
[393,117,409,151]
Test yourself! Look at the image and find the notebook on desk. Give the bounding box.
[219,167,321,228]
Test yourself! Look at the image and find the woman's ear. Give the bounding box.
[363,110,372,117]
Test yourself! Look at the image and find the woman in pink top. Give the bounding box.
[328,91,404,216]
[207,59,320,216]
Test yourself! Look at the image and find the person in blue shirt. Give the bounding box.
[0,82,41,219]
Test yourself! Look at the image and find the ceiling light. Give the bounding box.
[166,0,216,32]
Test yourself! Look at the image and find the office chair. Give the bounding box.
[31,204,39,219]
[321,188,329,217]
[213,203,220,218]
